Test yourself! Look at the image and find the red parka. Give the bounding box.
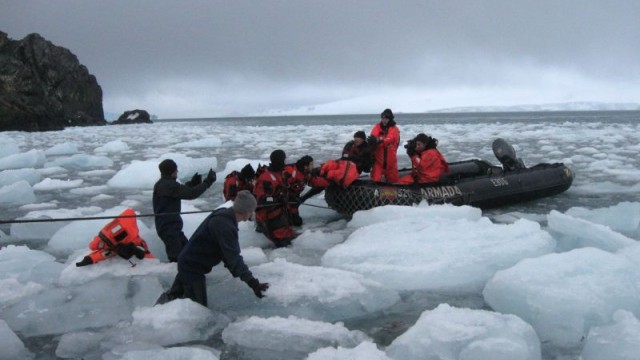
[253,167,294,244]
[320,159,360,188]
[398,148,449,184]
[370,122,400,183]
[223,171,254,201]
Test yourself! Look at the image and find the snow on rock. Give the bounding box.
[307,341,392,360]
[107,153,217,189]
[130,299,226,346]
[0,180,36,206]
[46,153,113,170]
[222,315,370,354]
[246,259,400,321]
[323,204,555,292]
[33,178,83,191]
[580,310,640,360]
[547,210,636,252]
[0,168,42,186]
[483,247,640,349]
[45,143,79,156]
[386,304,541,360]
[0,149,46,170]
[94,139,130,153]
[0,320,33,360]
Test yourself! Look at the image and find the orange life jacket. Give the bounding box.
[320,159,360,188]
[78,208,154,266]
[223,171,254,201]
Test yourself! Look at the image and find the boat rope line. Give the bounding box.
[0,202,332,225]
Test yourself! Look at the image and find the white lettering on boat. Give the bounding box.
[490,178,509,187]
[420,185,463,199]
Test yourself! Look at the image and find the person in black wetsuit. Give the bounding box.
[153,159,216,262]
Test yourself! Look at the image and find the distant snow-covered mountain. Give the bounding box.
[431,102,640,113]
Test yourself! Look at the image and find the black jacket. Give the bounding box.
[342,140,373,173]
[152,175,210,237]
[177,207,253,282]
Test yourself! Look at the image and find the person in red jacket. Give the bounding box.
[253,150,295,247]
[223,164,256,201]
[368,108,400,183]
[284,155,330,226]
[398,133,449,184]
[319,159,360,188]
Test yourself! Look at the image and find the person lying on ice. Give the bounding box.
[398,133,450,184]
[76,208,154,267]
[155,190,269,307]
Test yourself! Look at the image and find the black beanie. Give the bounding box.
[239,164,255,181]
[381,108,394,120]
[270,149,286,167]
[354,131,366,140]
[158,159,177,176]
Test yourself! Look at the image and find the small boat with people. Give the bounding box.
[324,138,574,215]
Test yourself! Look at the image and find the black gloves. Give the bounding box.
[247,277,269,298]
[76,256,93,267]
[115,243,146,260]
[186,172,202,187]
[204,168,216,186]
[367,135,378,146]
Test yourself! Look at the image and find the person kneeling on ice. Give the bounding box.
[155,191,269,307]
[223,163,257,201]
[76,208,154,267]
[398,133,449,184]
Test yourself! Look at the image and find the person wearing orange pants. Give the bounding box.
[368,108,400,183]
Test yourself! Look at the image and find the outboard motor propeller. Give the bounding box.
[492,138,525,171]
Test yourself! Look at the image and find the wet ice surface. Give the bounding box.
[1,112,640,359]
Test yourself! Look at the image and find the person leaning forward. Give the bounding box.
[155,190,269,307]
[153,159,216,262]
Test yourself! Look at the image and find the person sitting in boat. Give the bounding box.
[342,130,374,174]
[368,108,400,183]
[223,164,256,201]
[253,149,295,247]
[398,133,449,185]
[284,155,330,226]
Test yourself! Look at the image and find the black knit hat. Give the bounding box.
[381,108,394,120]
[158,159,177,176]
[270,149,286,167]
[354,131,366,140]
[239,164,255,181]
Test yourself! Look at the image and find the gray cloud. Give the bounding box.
[2,0,639,118]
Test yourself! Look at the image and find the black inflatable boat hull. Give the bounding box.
[324,161,573,216]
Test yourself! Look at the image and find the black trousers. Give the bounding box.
[155,273,208,307]
[158,231,188,262]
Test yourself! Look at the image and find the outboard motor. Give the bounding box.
[492,138,525,171]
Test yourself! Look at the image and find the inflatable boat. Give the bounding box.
[324,139,574,215]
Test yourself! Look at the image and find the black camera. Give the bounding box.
[404,139,416,150]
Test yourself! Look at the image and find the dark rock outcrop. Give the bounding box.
[0,31,106,132]
[111,109,153,125]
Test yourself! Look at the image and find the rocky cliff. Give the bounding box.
[0,31,106,131]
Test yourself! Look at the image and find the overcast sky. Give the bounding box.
[2,1,639,119]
